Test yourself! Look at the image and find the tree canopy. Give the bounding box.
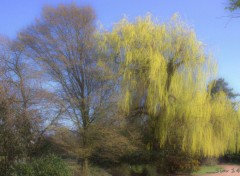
[210,78,239,100]
[100,14,238,157]
[227,0,240,11]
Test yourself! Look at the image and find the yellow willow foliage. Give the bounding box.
[99,14,237,157]
[226,104,240,153]
[173,91,236,156]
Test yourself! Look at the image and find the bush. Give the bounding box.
[12,155,71,176]
[131,165,158,176]
[90,166,112,176]
[200,157,218,166]
[12,163,34,176]
[143,165,158,176]
[219,154,240,164]
[108,164,158,176]
[32,155,71,176]
[163,154,200,174]
[108,164,131,176]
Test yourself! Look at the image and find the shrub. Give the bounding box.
[131,165,158,176]
[163,154,200,174]
[12,155,71,176]
[108,164,131,176]
[90,166,112,176]
[12,163,34,176]
[32,155,71,176]
[219,154,240,164]
[143,165,158,176]
[200,157,218,166]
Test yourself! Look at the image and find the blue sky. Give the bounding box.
[0,0,239,93]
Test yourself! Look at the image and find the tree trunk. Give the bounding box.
[235,130,238,154]
[81,124,89,176]
[82,158,89,176]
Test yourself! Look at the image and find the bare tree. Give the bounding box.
[0,37,37,159]
[19,4,114,175]
[0,36,66,160]
[0,90,18,176]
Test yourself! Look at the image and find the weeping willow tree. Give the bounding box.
[99,14,238,157]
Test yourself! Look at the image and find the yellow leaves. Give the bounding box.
[101,14,238,157]
[120,90,131,113]
[147,53,167,114]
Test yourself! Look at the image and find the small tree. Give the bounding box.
[0,88,27,175]
[210,78,239,100]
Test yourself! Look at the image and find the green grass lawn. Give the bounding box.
[192,165,223,175]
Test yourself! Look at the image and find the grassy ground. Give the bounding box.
[192,165,223,175]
